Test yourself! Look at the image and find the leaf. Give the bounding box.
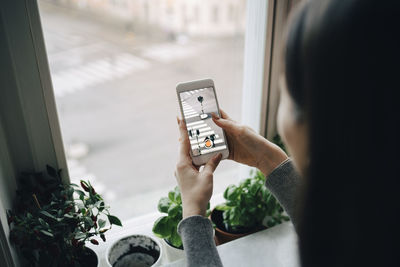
[80,180,90,190]
[174,186,181,204]
[38,218,49,228]
[75,232,86,240]
[152,216,171,238]
[158,197,171,213]
[107,215,122,227]
[98,201,105,212]
[167,203,181,218]
[168,190,175,202]
[216,205,231,212]
[168,226,182,248]
[40,211,56,220]
[64,214,74,219]
[224,185,238,201]
[98,219,106,229]
[40,230,54,237]
[249,181,260,196]
[84,216,94,227]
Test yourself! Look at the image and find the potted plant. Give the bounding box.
[7,165,122,267]
[212,170,289,245]
[152,186,211,262]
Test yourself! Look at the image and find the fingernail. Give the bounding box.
[212,113,219,120]
[215,153,222,160]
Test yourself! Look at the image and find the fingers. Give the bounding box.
[177,117,191,161]
[203,153,222,174]
[212,112,237,132]
[219,109,230,120]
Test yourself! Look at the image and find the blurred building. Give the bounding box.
[66,0,246,37]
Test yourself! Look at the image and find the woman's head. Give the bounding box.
[278,0,400,266]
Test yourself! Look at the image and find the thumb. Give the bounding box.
[212,113,237,132]
[203,153,222,174]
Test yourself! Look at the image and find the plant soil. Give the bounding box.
[113,243,160,267]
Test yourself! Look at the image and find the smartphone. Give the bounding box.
[176,78,229,166]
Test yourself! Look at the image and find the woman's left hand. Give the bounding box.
[175,117,222,219]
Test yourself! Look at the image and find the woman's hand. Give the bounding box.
[212,110,288,177]
[175,118,222,219]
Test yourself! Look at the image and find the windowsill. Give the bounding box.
[88,193,226,266]
[165,221,299,267]
[88,193,299,267]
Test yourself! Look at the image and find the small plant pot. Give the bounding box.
[106,235,162,267]
[78,247,98,267]
[210,209,266,245]
[161,238,185,263]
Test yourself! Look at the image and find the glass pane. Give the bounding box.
[38,0,247,220]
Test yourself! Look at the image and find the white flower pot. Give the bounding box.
[106,234,162,267]
[161,239,185,263]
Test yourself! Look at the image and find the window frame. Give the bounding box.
[0,0,295,265]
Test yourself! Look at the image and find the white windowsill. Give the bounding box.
[88,193,226,266]
[89,191,299,267]
[89,212,299,267]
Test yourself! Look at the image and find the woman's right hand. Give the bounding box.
[212,110,288,177]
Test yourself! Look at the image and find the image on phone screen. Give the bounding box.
[179,87,227,156]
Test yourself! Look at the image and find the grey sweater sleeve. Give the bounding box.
[177,215,223,267]
[177,159,300,267]
[265,158,301,228]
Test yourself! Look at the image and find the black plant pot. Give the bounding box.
[78,247,98,267]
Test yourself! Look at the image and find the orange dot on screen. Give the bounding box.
[205,140,212,148]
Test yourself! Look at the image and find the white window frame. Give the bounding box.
[0,0,296,265]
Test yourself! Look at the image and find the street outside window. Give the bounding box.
[38,0,247,220]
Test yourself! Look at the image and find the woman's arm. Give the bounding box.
[212,111,300,228]
[265,158,301,228]
[176,159,300,267]
[175,118,223,266]
[178,216,223,267]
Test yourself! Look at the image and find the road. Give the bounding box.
[39,1,245,220]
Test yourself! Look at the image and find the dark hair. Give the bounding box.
[284,0,400,266]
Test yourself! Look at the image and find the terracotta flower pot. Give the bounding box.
[210,209,267,245]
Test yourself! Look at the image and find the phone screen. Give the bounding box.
[179,87,227,157]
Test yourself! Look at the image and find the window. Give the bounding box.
[229,4,235,22]
[194,6,200,23]
[212,5,219,24]
[37,0,247,220]
[1,0,294,264]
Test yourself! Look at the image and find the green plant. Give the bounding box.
[215,170,289,232]
[7,165,122,267]
[152,186,211,248]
